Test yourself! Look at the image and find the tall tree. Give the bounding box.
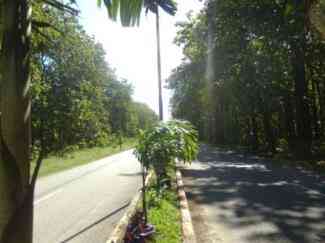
[0,0,33,242]
[168,0,325,159]
[0,1,77,242]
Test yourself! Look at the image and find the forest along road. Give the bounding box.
[182,144,325,243]
[33,149,142,243]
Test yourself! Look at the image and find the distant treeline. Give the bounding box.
[23,3,158,156]
[168,0,325,158]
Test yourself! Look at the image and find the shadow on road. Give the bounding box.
[60,202,130,243]
[119,172,142,177]
[183,145,325,243]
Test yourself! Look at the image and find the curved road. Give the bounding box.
[33,150,141,243]
[183,145,325,243]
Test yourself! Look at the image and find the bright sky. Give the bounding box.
[77,1,204,120]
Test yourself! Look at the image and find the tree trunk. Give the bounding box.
[0,0,33,242]
[282,96,297,153]
[214,103,225,144]
[142,165,147,224]
[262,111,276,153]
[251,115,259,151]
[291,42,312,158]
[311,79,321,140]
[314,76,324,138]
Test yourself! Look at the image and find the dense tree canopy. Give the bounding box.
[168,0,325,158]
[29,5,158,157]
[0,1,159,242]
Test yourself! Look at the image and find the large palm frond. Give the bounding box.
[98,0,177,26]
[144,0,177,15]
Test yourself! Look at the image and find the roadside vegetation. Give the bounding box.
[168,1,325,164]
[32,138,136,177]
[146,175,181,243]
[273,153,325,174]
[30,5,158,161]
[28,2,159,177]
[0,1,159,241]
[1,0,324,242]
[125,120,198,243]
[29,3,159,176]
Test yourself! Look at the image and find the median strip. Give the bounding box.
[107,171,153,243]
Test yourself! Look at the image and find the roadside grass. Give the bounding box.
[147,193,181,243]
[146,176,182,243]
[32,138,136,177]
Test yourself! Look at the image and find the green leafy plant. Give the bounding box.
[134,120,199,183]
[134,120,198,225]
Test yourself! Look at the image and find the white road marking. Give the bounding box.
[34,189,63,206]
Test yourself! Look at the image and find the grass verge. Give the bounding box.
[146,176,182,243]
[32,138,136,177]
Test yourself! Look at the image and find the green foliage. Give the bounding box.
[168,1,325,158]
[147,182,181,243]
[0,0,159,160]
[26,3,159,157]
[31,138,136,177]
[134,120,198,181]
[310,0,325,39]
[99,0,177,26]
[133,102,159,131]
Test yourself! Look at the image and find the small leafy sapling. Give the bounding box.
[134,120,198,224]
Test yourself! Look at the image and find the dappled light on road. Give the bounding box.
[183,145,325,243]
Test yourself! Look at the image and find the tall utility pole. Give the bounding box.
[155,6,163,121]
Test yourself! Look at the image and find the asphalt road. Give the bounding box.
[182,145,325,243]
[33,150,142,243]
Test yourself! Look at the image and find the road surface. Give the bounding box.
[33,150,142,243]
[182,145,325,243]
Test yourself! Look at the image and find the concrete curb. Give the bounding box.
[176,169,197,243]
[106,171,152,243]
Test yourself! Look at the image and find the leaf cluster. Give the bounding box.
[168,0,325,156]
[98,0,177,26]
[134,120,198,181]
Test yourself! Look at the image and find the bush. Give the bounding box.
[134,120,199,184]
